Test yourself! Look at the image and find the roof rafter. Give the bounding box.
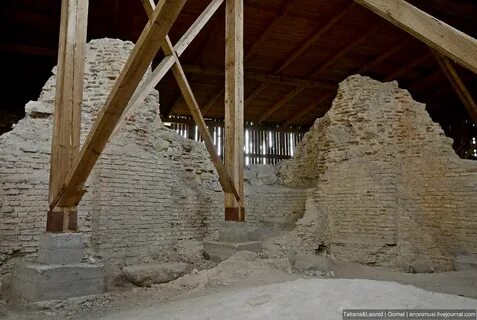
[433,50,477,124]
[354,0,477,74]
[309,26,378,79]
[245,0,299,60]
[275,1,356,74]
[357,41,409,75]
[384,52,431,81]
[259,25,377,123]
[202,89,224,116]
[245,2,358,123]
[257,87,303,123]
[198,0,299,117]
[282,91,335,127]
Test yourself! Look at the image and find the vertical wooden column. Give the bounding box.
[48,0,89,232]
[224,0,245,221]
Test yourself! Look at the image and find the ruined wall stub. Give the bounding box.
[278,75,477,271]
[0,38,308,284]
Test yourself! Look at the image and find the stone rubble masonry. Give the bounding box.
[277,75,477,271]
[0,38,307,284]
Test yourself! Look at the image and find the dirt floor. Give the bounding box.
[1,251,476,320]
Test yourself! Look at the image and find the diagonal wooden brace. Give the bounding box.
[50,0,188,209]
[114,0,225,135]
[140,0,240,200]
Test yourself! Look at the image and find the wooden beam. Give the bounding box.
[114,55,175,135]
[201,1,354,120]
[257,87,303,123]
[384,52,430,81]
[167,94,184,118]
[237,1,355,115]
[141,0,155,16]
[263,25,374,124]
[0,43,57,57]
[284,28,401,126]
[202,88,224,116]
[164,40,240,198]
[195,66,335,122]
[183,65,334,89]
[411,68,443,93]
[161,89,182,117]
[244,0,299,60]
[141,0,239,198]
[114,0,224,134]
[357,41,409,74]
[48,0,89,230]
[174,0,225,56]
[244,83,268,106]
[282,26,382,127]
[51,0,187,209]
[173,12,224,117]
[354,0,477,74]
[309,26,377,78]
[282,91,335,127]
[224,0,245,221]
[275,2,356,73]
[201,0,307,118]
[433,51,477,124]
[247,71,335,89]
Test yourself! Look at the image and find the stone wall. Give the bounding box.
[0,38,307,283]
[278,75,477,271]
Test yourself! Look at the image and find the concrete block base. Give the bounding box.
[218,221,250,243]
[203,241,262,262]
[13,263,104,302]
[38,232,84,265]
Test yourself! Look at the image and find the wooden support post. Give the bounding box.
[50,0,186,209]
[224,0,245,221]
[47,0,88,231]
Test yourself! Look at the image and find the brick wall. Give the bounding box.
[0,39,222,275]
[278,75,477,271]
[0,39,307,283]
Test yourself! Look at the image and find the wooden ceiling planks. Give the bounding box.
[1,0,476,131]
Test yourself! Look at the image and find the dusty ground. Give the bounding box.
[1,252,476,320]
[93,278,477,320]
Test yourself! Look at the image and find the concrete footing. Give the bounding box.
[13,263,104,302]
[204,221,262,262]
[12,232,104,302]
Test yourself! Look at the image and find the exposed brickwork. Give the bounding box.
[278,75,477,271]
[0,39,221,274]
[0,39,307,283]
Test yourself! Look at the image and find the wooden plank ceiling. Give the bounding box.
[1,0,476,134]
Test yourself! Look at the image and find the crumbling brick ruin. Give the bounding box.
[0,39,307,284]
[278,75,477,271]
[2,38,476,292]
